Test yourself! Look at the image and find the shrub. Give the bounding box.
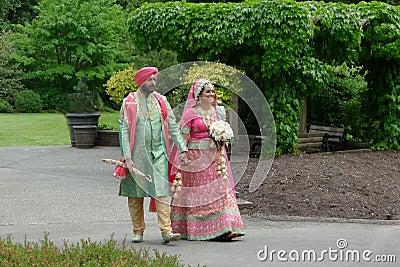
[0,30,26,106]
[32,87,70,112]
[98,123,118,130]
[0,98,13,113]
[0,234,186,266]
[14,90,43,113]
[104,64,138,104]
[93,88,104,111]
[101,106,116,112]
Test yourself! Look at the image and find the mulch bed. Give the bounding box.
[235,150,400,220]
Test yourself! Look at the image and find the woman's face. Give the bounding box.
[199,83,216,104]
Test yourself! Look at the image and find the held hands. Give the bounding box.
[179,151,189,164]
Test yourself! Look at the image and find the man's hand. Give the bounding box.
[125,158,135,173]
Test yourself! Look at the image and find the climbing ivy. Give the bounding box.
[356,2,400,150]
[307,1,363,64]
[128,0,400,153]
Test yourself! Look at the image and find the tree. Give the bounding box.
[0,0,14,29]
[11,0,127,94]
[0,30,26,106]
[0,0,39,30]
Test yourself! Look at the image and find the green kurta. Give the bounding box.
[118,92,187,198]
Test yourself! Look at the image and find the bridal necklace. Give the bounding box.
[198,105,215,131]
[197,105,215,119]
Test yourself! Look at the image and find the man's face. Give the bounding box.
[141,74,157,95]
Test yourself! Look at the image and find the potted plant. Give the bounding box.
[96,123,120,147]
[65,76,101,148]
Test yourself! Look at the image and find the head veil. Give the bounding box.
[168,78,217,182]
[168,79,236,205]
[179,78,217,127]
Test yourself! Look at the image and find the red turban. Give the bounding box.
[134,67,158,87]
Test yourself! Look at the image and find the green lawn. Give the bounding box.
[0,112,119,147]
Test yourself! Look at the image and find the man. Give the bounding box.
[118,66,188,244]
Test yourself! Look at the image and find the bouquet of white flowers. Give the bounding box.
[209,120,234,145]
[209,120,233,182]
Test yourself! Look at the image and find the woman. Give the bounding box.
[170,78,245,241]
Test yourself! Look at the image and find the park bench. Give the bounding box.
[298,125,347,153]
[297,131,325,153]
[309,125,347,152]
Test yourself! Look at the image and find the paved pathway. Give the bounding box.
[0,146,398,266]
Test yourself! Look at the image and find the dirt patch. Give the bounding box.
[235,150,400,220]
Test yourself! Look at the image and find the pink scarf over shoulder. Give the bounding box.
[125,92,169,153]
[114,91,169,178]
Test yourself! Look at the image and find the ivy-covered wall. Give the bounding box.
[128,0,400,154]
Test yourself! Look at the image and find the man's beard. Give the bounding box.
[141,83,155,95]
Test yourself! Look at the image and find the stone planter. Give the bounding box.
[73,125,98,148]
[65,113,101,147]
[96,130,120,146]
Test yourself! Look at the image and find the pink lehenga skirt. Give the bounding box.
[170,142,245,240]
